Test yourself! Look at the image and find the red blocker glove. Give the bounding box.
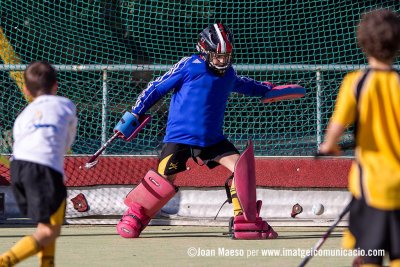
[261,84,306,103]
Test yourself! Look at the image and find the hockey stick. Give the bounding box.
[297,141,355,266]
[83,114,151,169]
[297,201,351,267]
[314,141,355,158]
[83,132,120,169]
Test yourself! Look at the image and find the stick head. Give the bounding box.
[84,160,98,169]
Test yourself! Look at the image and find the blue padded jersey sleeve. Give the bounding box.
[132,57,190,115]
[232,72,273,97]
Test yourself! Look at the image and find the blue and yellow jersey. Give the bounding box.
[132,54,272,147]
[331,69,400,210]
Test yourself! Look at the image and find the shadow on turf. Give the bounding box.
[275,233,342,239]
[0,233,343,239]
[138,232,342,239]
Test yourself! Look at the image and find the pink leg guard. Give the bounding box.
[117,203,151,238]
[116,170,177,238]
[231,140,278,239]
[234,140,257,222]
[230,201,278,240]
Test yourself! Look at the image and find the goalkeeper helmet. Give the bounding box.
[196,23,233,75]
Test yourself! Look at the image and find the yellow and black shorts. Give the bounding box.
[343,197,400,264]
[10,160,66,225]
[158,139,239,176]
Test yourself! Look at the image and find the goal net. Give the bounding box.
[0,1,398,220]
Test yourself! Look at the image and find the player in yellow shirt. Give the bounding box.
[319,9,400,267]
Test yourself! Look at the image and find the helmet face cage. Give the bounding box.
[196,23,233,75]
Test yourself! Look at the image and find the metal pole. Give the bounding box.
[0,64,388,72]
[316,70,322,148]
[101,70,108,150]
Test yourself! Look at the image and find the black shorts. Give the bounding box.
[10,160,67,224]
[348,197,400,264]
[158,139,239,176]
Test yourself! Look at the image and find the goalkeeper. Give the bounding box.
[0,62,77,267]
[319,9,400,267]
[115,23,305,239]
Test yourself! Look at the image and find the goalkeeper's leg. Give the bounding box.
[117,143,190,238]
[218,140,277,239]
[117,170,178,238]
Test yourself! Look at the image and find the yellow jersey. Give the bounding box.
[331,69,400,210]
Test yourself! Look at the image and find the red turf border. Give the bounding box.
[0,156,352,188]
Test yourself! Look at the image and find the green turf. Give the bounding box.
[0,225,358,267]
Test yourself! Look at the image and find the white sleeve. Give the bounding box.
[65,102,77,151]
[66,116,77,151]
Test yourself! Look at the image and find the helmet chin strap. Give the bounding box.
[196,45,231,75]
[209,62,228,75]
[209,56,229,75]
[208,56,230,75]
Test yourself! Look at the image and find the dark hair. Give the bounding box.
[24,61,57,97]
[357,9,400,63]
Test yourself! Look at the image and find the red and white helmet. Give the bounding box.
[196,23,233,75]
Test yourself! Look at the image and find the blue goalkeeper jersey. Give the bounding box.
[132,54,272,147]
